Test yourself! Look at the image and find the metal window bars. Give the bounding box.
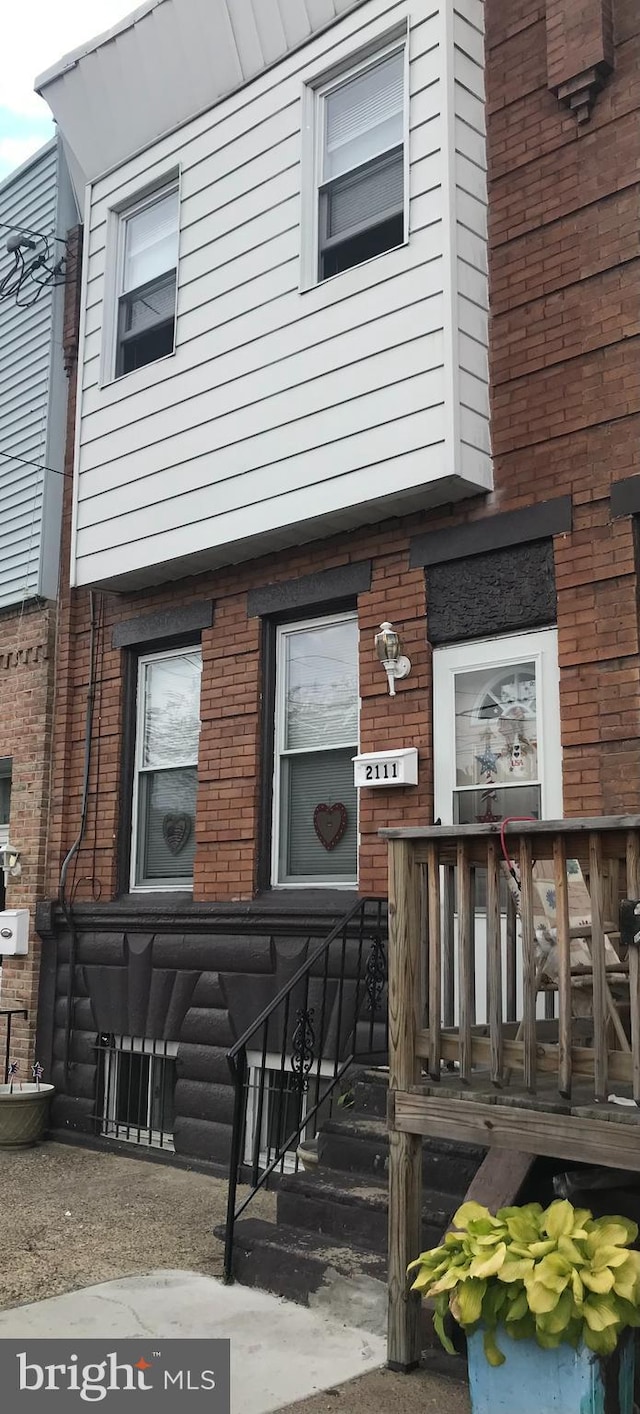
[96,1034,177,1150]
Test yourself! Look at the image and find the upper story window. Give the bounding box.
[131,647,202,890]
[116,184,179,377]
[315,45,406,282]
[272,613,359,886]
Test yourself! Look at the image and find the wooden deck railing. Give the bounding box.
[381,816,640,1371]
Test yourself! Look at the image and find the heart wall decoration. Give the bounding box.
[313,803,348,852]
[162,813,192,856]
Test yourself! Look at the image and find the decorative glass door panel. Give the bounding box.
[453,660,541,825]
[433,629,562,1024]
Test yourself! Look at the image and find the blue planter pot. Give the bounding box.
[467,1327,635,1414]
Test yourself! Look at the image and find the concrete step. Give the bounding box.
[346,1067,389,1119]
[318,1115,484,1193]
[228,1215,465,1355]
[229,1217,388,1335]
[276,1166,452,1254]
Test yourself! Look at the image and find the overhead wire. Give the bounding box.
[0,447,70,478]
[0,218,67,245]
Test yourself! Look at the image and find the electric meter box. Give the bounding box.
[0,909,29,955]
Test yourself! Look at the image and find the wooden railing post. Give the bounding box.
[457,841,473,1082]
[442,864,455,1029]
[589,832,608,1102]
[427,842,441,1079]
[519,836,537,1093]
[486,839,503,1085]
[387,838,423,1372]
[554,834,572,1099]
[506,890,517,1024]
[626,831,640,1103]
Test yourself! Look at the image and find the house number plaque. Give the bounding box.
[352,748,418,789]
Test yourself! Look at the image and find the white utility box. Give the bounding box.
[353,748,419,788]
[0,909,29,955]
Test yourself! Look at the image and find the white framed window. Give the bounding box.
[433,629,563,827]
[244,1051,335,1173]
[306,41,407,285]
[0,758,11,851]
[131,646,202,891]
[115,183,179,377]
[101,1036,177,1150]
[0,758,11,909]
[272,612,359,887]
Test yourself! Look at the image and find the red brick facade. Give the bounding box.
[0,601,56,1065]
[45,0,640,911]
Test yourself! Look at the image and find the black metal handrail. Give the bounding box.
[223,897,387,1282]
[0,1008,28,1083]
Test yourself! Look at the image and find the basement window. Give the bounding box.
[116,184,179,377]
[312,43,407,283]
[244,1052,335,1174]
[100,1035,177,1150]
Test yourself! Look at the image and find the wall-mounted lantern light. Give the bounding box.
[375,621,411,697]
[0,844,21,886]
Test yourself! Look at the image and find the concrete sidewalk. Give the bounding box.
[0,1269,387,1414]
[276,1365,470,1413]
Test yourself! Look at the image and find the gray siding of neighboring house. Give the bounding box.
[0,139,76,608]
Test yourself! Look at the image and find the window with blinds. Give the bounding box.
[131,647,202,889]
[317,47,406,281]
[116,185,179,376]
[273,613,359,885]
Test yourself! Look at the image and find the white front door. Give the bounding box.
[433,628,563,1022]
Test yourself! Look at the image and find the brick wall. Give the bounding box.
[47,0,640,909]
[0,600,56,1066]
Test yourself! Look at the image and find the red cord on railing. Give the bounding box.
[499,816,538,888]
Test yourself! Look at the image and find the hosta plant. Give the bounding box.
[408,1198,640,1367]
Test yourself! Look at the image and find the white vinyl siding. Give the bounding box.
[453,0,489,484]
[70,0,491,590]
[0,141,75,606]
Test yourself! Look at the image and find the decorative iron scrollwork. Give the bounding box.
[291,1007,316,1093]
[365,935,387,1015]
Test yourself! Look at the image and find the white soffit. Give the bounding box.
[35,0,367,186]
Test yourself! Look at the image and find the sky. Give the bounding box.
[0,1,141,182]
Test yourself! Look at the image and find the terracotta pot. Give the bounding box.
[0,1083,54,1148]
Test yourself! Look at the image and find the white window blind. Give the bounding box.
[132,648,202,889]
[323,51,404,181]
[284,620,359,750]
[123,188,179,293]
[274,615,359,884]
[328,157,404,239]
